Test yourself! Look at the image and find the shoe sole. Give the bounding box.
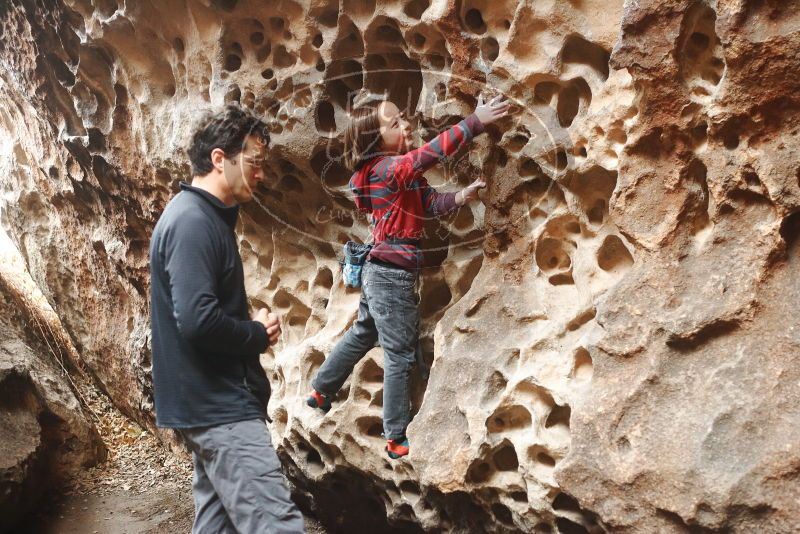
[386,449,408,460]
[306,397,331,413]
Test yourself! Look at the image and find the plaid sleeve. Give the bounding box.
[393,113,484,189]
[419,176,459,217]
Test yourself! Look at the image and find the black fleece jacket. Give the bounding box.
[149,182,269,428]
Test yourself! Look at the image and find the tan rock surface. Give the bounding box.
[0,0,798,532]
[0,255,106,531]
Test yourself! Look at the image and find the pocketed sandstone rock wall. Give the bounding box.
[0,0,798,532]
[0,264,105,531]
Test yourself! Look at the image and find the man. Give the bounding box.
[149,104,304,533]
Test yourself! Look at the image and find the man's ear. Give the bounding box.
[210,147,226,172]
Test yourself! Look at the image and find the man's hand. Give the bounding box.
[265,313,281,346]
[474,93,510,126]
[457,179,487,205]
[253,308,281,346]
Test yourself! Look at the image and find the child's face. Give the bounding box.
[377,101,412,155]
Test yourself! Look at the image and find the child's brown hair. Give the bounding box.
[343,90,391,171]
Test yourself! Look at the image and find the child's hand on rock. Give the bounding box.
[457,178,488,205]
[475,93,511,125]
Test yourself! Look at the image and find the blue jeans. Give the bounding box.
[312,261,418,440]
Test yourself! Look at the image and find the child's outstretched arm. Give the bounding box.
[392,94,510,189]
[418,176,488,217]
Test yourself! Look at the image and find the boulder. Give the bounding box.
[0,276,105,532]
[0,0,798,531]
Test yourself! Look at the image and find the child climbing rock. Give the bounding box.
[307,90,510,459]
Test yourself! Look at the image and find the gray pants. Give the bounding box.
[312,260,418,440]
[180,419,305,534]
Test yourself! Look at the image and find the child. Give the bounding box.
[307,91,510,459]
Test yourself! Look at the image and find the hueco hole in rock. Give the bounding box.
[1,0,798,533]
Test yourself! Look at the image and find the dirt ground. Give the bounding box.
[25,484,195,534]
[25,486,328,534]
[26,486,328,534]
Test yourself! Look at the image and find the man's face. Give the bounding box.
[223,135,266,204]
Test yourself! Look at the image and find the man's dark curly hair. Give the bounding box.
[186,104,269,176]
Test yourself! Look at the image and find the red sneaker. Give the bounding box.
[306,390,332,412]
[386,437,410,459]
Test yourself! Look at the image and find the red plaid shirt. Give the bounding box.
[349,114,484,269]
